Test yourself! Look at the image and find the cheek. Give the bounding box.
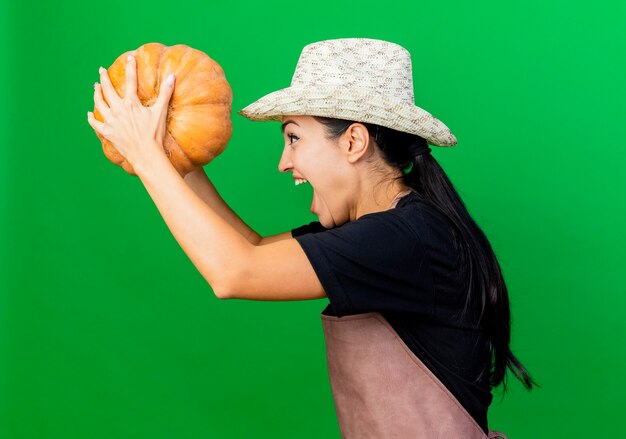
[296,144,347,199]
[320,159,348,192]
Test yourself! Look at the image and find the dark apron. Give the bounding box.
[321,310,508,439]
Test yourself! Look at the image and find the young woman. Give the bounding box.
[88,38,535,438]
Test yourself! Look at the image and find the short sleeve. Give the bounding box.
[291,221,328,237]
[292,211,435,318]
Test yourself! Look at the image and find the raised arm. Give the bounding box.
[88,60,313,301]
[137,153,325,301]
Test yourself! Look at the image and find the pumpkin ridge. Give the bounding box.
[155,44,167,99]
[168,44,189,70]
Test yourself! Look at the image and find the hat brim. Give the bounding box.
[237,85,457,147]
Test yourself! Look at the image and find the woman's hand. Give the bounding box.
[87,52,176,170]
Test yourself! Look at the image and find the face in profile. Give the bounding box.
[279,115,358,229]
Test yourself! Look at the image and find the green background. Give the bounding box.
[1,0,625,437]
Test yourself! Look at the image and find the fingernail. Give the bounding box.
[166,73,175,85]
[127,54,133,62]
[93,82,98,89]
[99,66,105,74]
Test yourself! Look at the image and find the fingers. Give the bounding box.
[98,66,121,106]
[93,83,111,120]
[124,52,139,103]
[87,111,107,136]
[154,73,176,140]
[155,73,176,109]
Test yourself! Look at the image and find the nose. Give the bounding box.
[277,144,292,173]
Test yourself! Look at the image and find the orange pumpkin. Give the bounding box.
[93,42,233,177]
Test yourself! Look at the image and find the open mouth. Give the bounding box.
[294,178,316,213]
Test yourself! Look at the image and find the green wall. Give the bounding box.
[1,0,625,437]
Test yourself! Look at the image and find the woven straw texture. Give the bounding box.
[238,38,457,147]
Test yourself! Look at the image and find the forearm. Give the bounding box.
[183,167,263,246]
[135,152,253,296]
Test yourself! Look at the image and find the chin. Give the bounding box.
[319,213,347,230]
[318,214,334,230]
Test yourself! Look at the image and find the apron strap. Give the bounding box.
[488,431,509,439]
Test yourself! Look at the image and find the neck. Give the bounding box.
[354,178,411,220]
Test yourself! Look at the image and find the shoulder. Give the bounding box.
[291,204,430,288]
[291,192,447,249]
[289,203,435,317]
[295,206,422,251]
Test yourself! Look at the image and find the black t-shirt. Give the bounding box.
[291,190,493,434]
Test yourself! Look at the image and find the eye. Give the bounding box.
[287,133,299,146]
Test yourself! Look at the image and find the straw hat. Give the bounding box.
[237,38,457,147]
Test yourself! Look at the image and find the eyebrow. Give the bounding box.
[281,120,300,133]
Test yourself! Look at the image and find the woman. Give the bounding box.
[88,38,535,438]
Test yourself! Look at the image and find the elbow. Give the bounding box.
[210,271,241,300]
[212,281,233,300]
[207,246,253,300]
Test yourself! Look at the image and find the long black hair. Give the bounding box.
[313,115,537,394]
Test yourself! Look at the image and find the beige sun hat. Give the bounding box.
[238,38,457,147]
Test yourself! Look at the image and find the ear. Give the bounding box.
[344,122,372,164]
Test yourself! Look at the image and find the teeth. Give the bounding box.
[294,178,309,186]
